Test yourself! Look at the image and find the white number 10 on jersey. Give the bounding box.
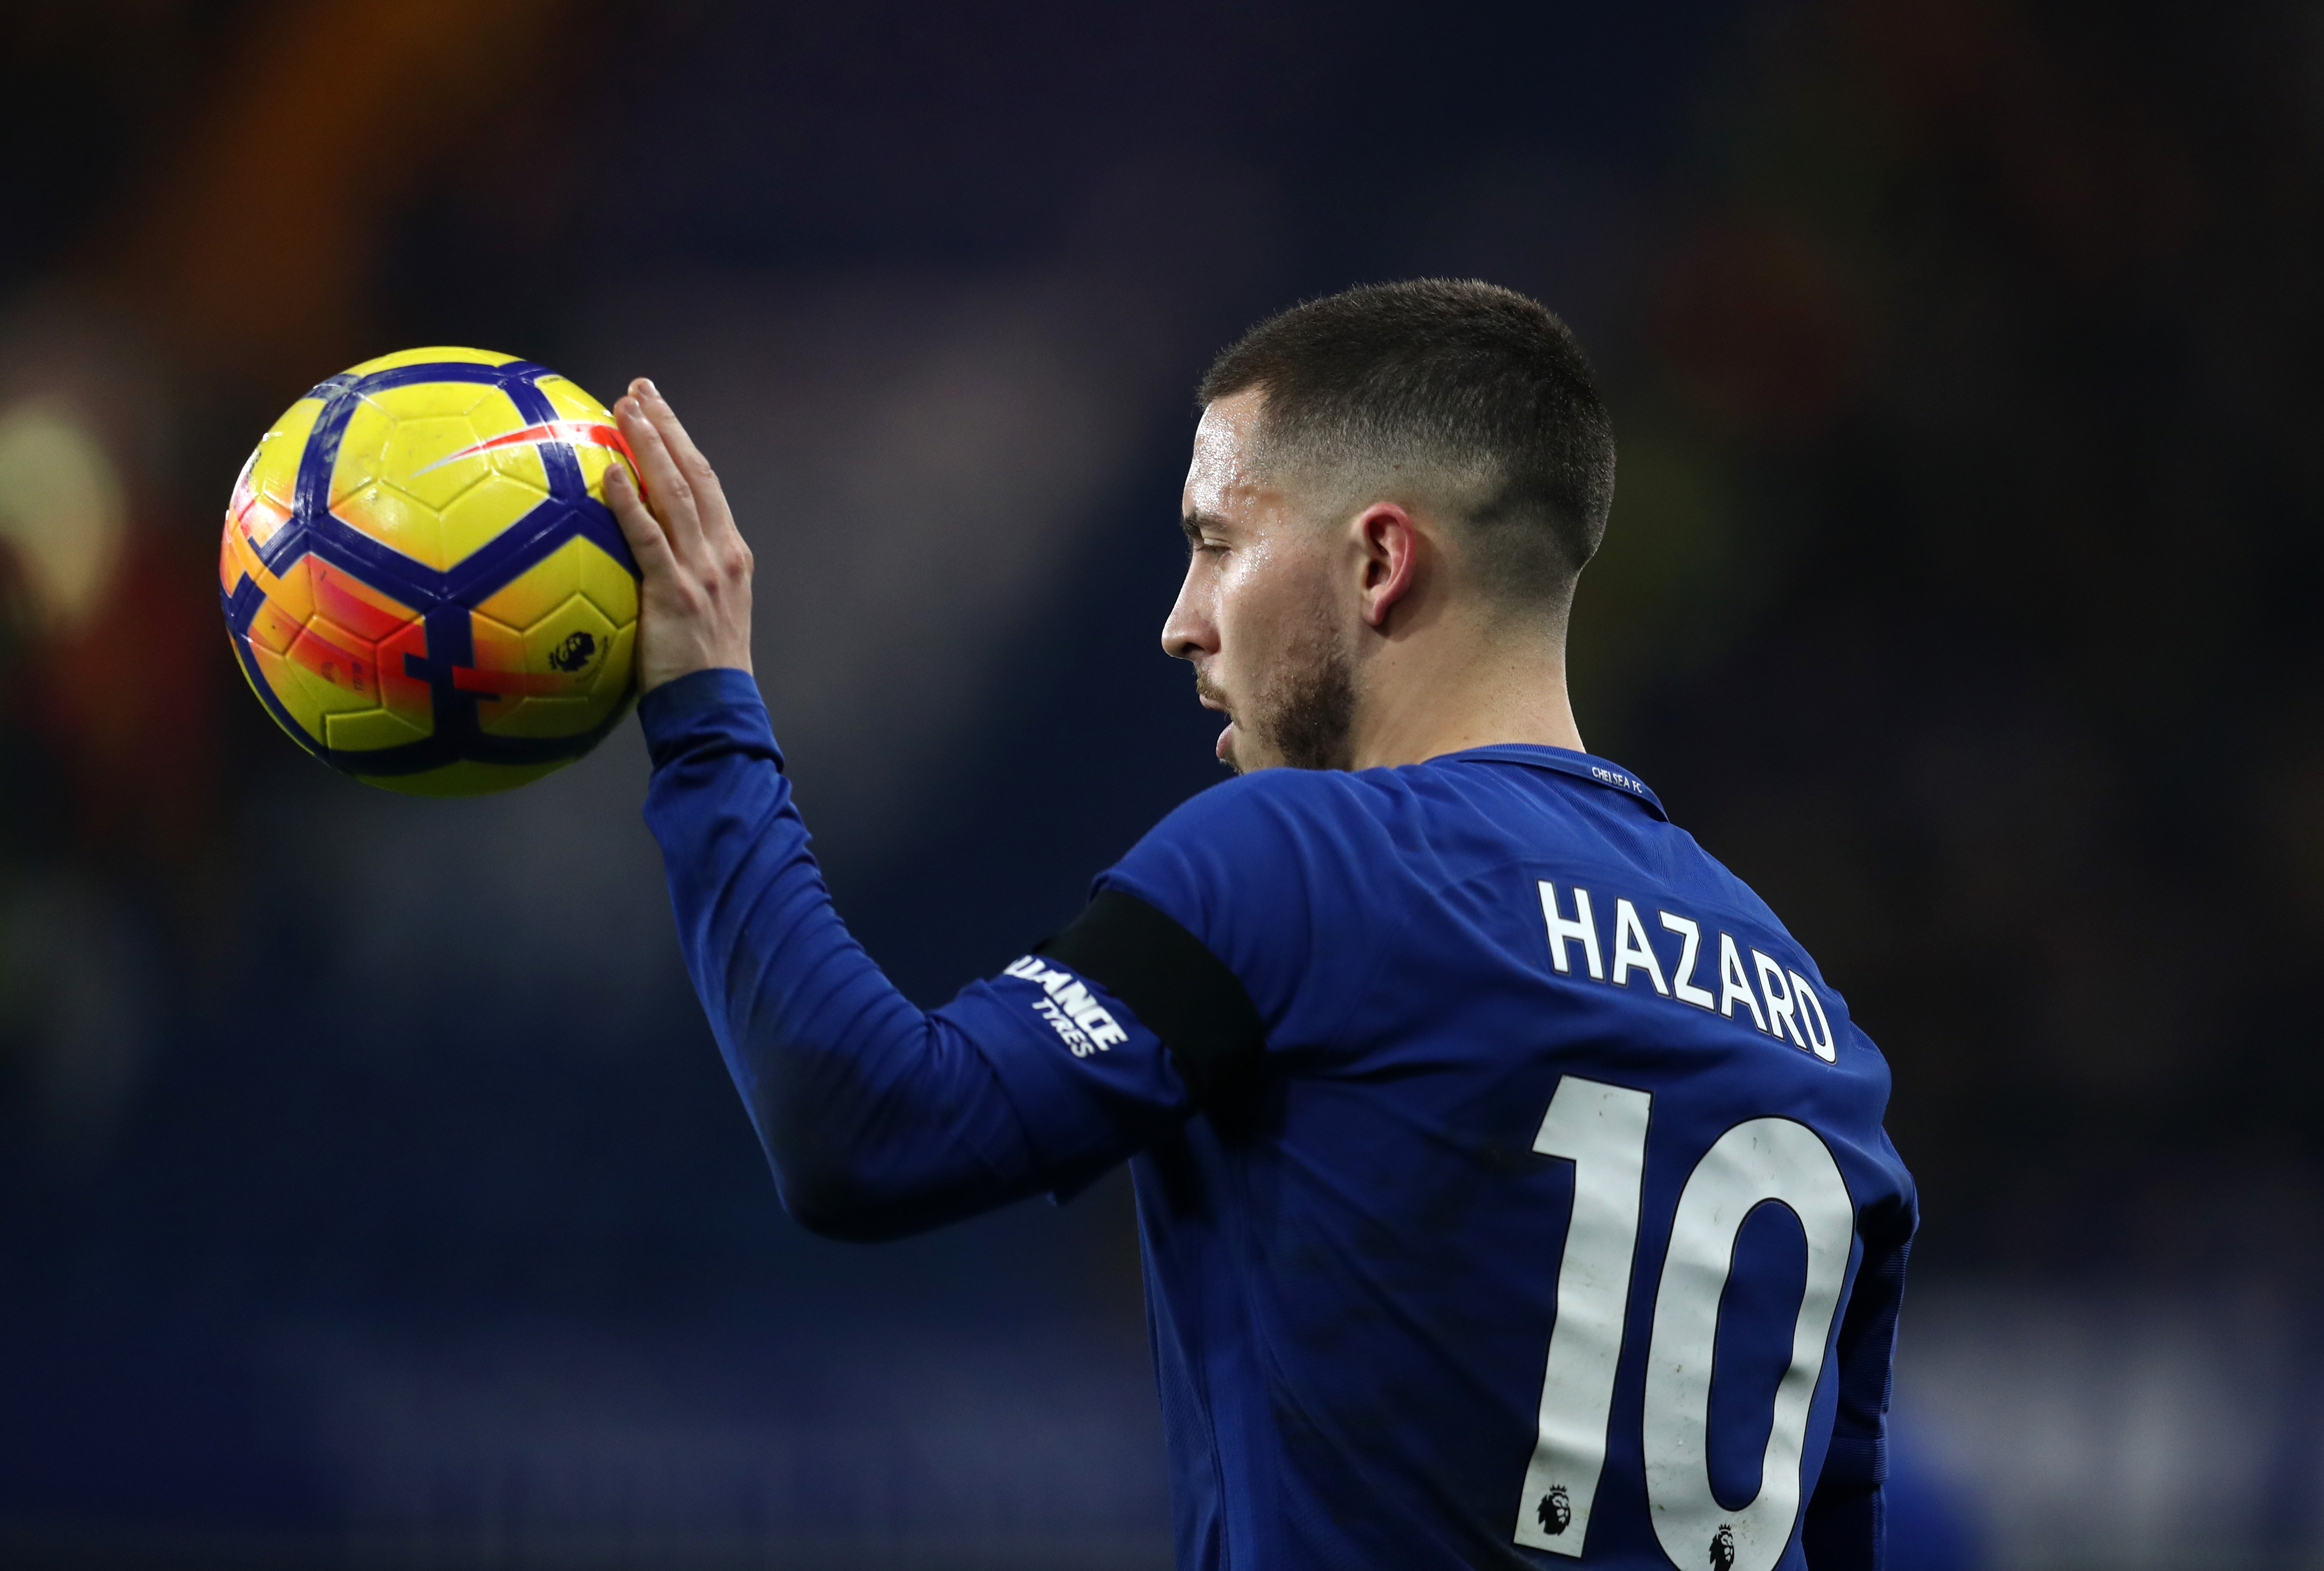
[1513,1077,1855,1571]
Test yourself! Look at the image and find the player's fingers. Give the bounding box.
[602,460,679,578]
[633,379,733,528]
[632,396,744,567]
[614,392,705,556]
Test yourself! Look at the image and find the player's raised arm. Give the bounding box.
[602,379,1213,1239]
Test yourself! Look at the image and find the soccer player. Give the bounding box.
[602,280,1916,1571]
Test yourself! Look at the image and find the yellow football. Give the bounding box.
[218,348,641,795]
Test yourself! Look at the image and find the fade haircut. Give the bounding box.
[1197,279,1616,618]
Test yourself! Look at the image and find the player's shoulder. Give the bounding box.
[1149,761,1400,836]
[1095,766,1421,949]
[1110,768,1375,897]
[1127,760,1495,887]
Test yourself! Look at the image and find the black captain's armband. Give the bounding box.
[1037,888,1265,1103]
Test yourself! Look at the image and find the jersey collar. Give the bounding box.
[1438,745,1669,821]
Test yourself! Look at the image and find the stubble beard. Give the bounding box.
[1214,618,1359,775]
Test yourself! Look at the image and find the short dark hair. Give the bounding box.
[1197,279,1616,613]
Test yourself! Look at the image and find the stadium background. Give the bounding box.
[1,1,2315,1565]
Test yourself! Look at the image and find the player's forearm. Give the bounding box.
[638,670,1044,1239]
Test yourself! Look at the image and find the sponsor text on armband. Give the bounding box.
[1002,957,1131,1058]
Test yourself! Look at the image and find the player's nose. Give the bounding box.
[1160,576,1214,663]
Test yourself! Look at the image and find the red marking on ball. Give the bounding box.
[411,420,641,485]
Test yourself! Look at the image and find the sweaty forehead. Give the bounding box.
[1183,389,1275,520]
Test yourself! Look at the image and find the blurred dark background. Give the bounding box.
[3,1,2318,1565]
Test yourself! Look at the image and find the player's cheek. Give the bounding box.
[1210,570,1263,657]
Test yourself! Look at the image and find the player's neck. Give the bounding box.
[1348,619,1585,769]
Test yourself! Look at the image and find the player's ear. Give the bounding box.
[1353,502,1420,630]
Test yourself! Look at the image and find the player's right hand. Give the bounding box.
[603,379,756,694]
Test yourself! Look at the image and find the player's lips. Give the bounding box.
[1194,684,1233,761]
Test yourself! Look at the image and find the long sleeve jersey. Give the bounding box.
[640,668,1916,1571]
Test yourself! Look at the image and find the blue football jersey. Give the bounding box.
[639,672,1915,1571]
